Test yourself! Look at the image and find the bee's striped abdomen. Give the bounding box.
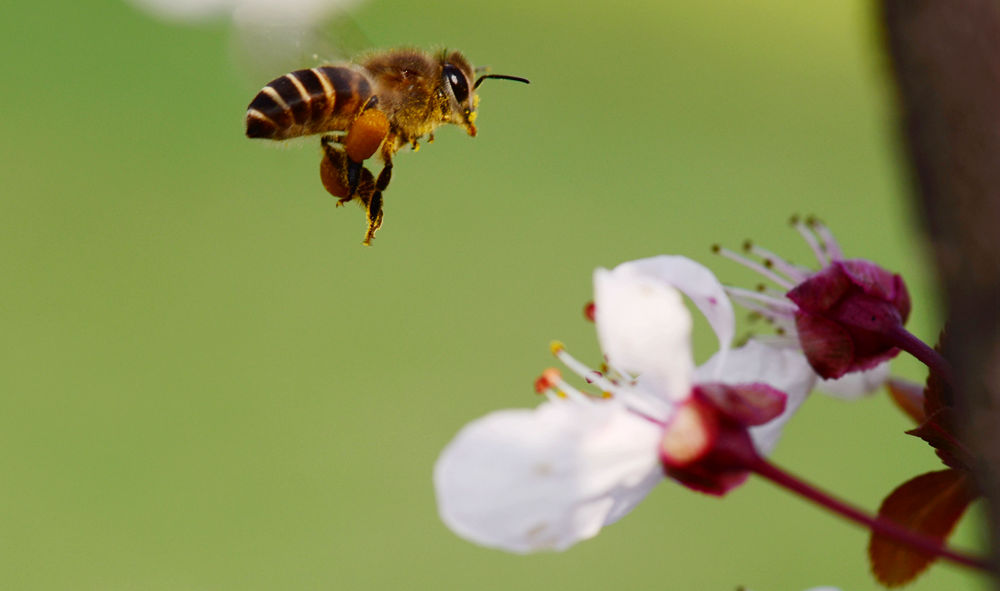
[245,66,374,140]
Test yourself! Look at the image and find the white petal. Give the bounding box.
[817,361,891,400]
[434,400,662,553]
[614,256,735,361]
[594,266,693,401]
[695,340,816,456]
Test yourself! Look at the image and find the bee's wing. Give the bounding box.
[230,6,374,86]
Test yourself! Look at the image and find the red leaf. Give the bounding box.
[869,469,979,587]
[906,410,972,470]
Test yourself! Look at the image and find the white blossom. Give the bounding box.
[434,256,816,552]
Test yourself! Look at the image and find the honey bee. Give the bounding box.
[245,48,529,245]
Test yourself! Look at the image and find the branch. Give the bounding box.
[880,0,1000,581]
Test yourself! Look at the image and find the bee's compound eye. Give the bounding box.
[443,63,470,104]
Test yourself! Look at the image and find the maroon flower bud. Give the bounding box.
[716,217,920,387]
[787,259,911,379]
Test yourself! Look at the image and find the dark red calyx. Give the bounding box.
[787,260,911,379]
[660,387,772,496]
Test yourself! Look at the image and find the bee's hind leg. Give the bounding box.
[320,140,357,206]
[320,140,375,207]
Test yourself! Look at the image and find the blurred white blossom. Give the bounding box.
[127,0,370,77]
[127,0,363,28]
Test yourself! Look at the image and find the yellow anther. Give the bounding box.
[549,341,565,355]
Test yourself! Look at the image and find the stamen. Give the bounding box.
[808,218,844,261]
[543,390,564,403]
[731,301,783,324]
[552,343,615,390]
[544,368,597,403]
[583,301,596,322]
[744,243,811,283]
[553,345,672,421]
[758,284,787,299]
[603,359,634,385]
[723,286,798,315]
[792,216,829,267]
[748,332,800,348]
[714,246,795,290]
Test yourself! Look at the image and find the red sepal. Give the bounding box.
[696,382,786,426]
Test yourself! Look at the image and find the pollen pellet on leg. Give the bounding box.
[320,154,351,199]
[345,109,390,163]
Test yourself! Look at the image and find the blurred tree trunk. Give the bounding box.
[880,0,1000,583]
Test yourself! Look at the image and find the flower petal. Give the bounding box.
[594,265,694,401]
[817,360,891,399]
[613,256,735,356]
[695,340,816,455]
[434,399,662,553]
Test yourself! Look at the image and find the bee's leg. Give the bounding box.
[362,192,383,246]
[346,161,363,198]
[320,141,374,208]
[375,161,393,193]
[343,107,390,196]
[320,143,381,245]
[357,143,400,245]
[375,140,396,193]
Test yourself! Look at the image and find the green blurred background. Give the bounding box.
[0,0,988,589]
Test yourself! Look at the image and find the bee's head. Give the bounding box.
[440,51,478,136]
[440,51,528,137]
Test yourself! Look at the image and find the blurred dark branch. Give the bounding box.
[880,0,1000,581]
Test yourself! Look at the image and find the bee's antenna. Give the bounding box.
[474,74,531,89]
